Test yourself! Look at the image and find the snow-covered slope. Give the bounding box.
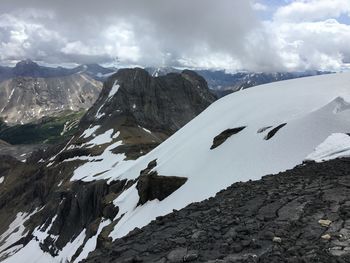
[3,72,350,263]
[82,71,350,239]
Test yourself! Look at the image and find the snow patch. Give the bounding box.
[85,129,114,146]
[70,140,136,182]
[108,80,120,99]
[81,125,101,139]
[305,133,350,162]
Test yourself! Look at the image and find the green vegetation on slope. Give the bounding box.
[0,110,85,145]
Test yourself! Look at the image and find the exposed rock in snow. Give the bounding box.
[264,123,287,140]
[210,126,246,149]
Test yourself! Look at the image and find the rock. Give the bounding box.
[224,228,237,239]
[210,127,246,150]
[231,243,243,253]
[191,230,206,239]
[273,237,282,243]
[136,171,187,205]
[167,247,187,263]
[319,219,332,227]
[321,234,331,240]
[264,123,287,140]
[184,251,198,262]
[170,237,187,245]
[0,67,102,125]
[102,203,119,220]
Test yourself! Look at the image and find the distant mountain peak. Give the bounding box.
[15,59,40,68]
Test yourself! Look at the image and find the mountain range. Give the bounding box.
[0,68,216,263]
[0,61,330,126]
[145,67,331,97]
[1,69,350,262]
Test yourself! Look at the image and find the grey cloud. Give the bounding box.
[0,0,285,70]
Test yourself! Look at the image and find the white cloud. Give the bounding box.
[274,0,350,22]
[264,0,350,71]
[0,0,350,72]
[252,2,268,11]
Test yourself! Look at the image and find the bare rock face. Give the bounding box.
[53,68,217,163]
[81,68,216,135]
[0,74,102,124]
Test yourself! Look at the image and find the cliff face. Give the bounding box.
[0,74,102,124]
[50,68,217,164]
[81,68,216,135]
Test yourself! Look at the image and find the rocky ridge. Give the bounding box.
[0,68,216,262]
[48,68,217,165]
[85,157,350,263]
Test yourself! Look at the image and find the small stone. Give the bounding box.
[167,247,187,263]
[191,230,206,239]
[321,234,331,240]
[232,244,243,253]
[170,237,187,245]
[273,236,282,243]
[224,228,237,239]
[184,251,198,262]
[318,219,332,227]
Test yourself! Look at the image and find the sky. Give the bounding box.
[0,0,350,72]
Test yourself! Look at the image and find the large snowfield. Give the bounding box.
[3,72,350,262]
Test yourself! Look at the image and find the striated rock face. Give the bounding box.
[0,74,102,124]
[81,68,216,135]
[85,158,350,263]
[51,67,217,164]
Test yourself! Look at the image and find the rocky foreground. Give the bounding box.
[85,158,350,263]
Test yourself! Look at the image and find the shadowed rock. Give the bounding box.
[136,171,188,205]
[264,123,287,140]
[210,126,246,149]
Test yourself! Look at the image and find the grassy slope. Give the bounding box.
[0,110,85,145]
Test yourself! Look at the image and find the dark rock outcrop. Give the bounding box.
[211,127,246,149]
[85,158,350,263]
[264,123,287,140]
[136,171,188,205]
[53,68,217,163]
[81,68,216,136]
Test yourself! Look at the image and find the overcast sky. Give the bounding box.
[0,0,350,72]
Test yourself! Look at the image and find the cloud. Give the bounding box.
[0,0,286,70]
[252,2,268,11]
[274,0,350,22]
[266,1,350,71]
[0,0,349,71]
